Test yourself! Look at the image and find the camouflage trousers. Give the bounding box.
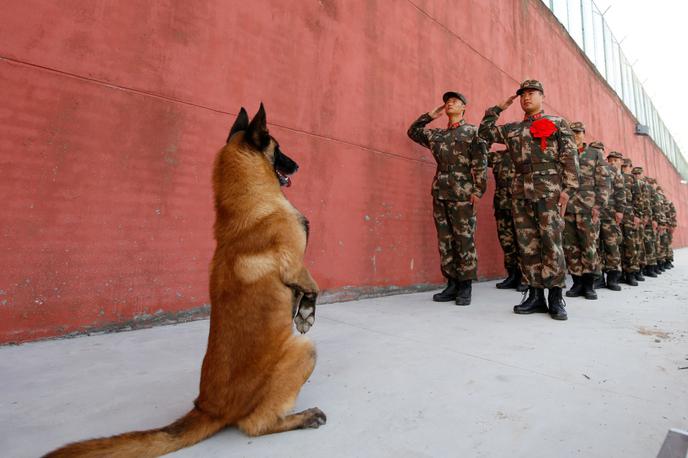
[563,211,598,276]
[643,224,656,266]
[513,196,566,289]
[667,231,674,261]
[635,224,647,267]
[659,231,671,261]
[621,222,640,273]
[494,208,519,270]
[597,217,622,272]
[432,198,477,281]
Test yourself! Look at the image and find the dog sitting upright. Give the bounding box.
[44,104,324,458]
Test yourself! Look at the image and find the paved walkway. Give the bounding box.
[2,250,687,457]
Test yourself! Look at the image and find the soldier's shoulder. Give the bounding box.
[544,115,570,127]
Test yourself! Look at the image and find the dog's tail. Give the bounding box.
[43,407,226,458]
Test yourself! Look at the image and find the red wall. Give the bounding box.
[2,0,686,343]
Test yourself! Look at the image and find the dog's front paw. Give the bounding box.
[293,292,317,334]
[299,407,327,429]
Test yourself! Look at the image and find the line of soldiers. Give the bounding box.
[407,80,677,321]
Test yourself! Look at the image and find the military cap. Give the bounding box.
[657,185,663,192]
[646,177,656,184]
[607,151,624,160]
[589,141,605,150]
[632,166,643,174]
[516,79,544,95]
[622,158,633,166]
[442,91,468,105]
[570,121,586,133]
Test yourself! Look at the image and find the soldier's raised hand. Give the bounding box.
[497,95,518,111]
[428,104,446,119]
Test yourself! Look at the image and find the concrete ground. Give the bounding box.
[2,250,687,458]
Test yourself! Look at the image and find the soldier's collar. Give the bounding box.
[447,119,466,129]
[578,143,586,153]
[523,111,544,122]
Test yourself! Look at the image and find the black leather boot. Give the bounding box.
[605,270,621,291]
[644,265,657,278]
[658,261,666,272]
[565,275,584,297]
[455,280,472,306]
[496,267,520,289]
[582,273,597,300]
[516,281,529,292]
[623,271,638,286]
[635,269,645,282]
[547,287,568,320]
[667,260,674,269]
[593,273,606,289]
[514,287,548,314]
[433,279,458,302]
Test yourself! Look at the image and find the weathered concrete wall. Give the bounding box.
[1,0,686,343]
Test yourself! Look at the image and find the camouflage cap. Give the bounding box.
[632,166,643,174]
[516,80,544,96]
[589,141,605,150]
[657,185,663,192]
[646,177,656,184]
[622,158,633,166]
[570,121,586,133]
[607,151,624,160]
[442,91,468,105]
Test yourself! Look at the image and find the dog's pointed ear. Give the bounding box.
[227,107,249,143]
[246,102,270,150]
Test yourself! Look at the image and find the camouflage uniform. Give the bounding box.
[631,167,648,273]
[643,178,658,269]
[478,89,579,291]
[562,139,609,277]
[620,160,641,275]
[597,159,626,275]
[408,113,488,282]
[649,179,666,267]
[667,199,677,264]
[489,149,520,271]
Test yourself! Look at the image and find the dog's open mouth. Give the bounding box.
[276,169,292,187]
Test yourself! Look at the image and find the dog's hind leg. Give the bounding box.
[236,336,326,437]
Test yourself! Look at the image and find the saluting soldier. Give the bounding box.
[666,198,677,268]
[630,166,649,281]
[562,122,609,300]
[489,147,526,291]
[656,185,671,271]
[634,167,659,278]
[596,151,626,291]
[647,177,666,274]
[479,80,579,320]
[408,91,488,306]
[619,157,641,285]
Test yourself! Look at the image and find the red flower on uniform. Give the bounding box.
[530,118,558,150]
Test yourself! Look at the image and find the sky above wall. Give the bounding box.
[592,0,688,161]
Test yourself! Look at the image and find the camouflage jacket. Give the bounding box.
[566,142,609,214]
[601,164,626,219]
[408,114,488,201]
[634,177,651,220]
[651,187,666,225]
[478,108,579,200]
[622,172,640,223]
[488,149,515,210]
[668,201,677,228]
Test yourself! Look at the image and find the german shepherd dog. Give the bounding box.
[44,104,324,457]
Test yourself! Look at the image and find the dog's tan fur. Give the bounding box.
[44,106,323,458]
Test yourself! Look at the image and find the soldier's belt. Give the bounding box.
[515,162,558,174]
